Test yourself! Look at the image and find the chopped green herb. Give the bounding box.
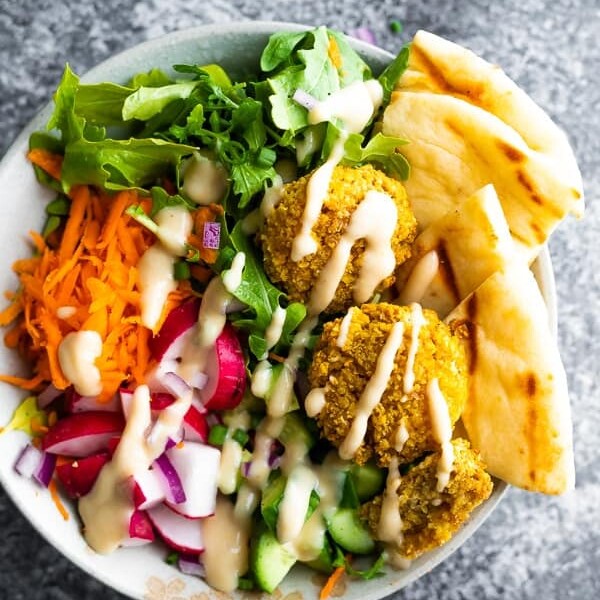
[165,551,179,565]
[390,20,403,34]
[42,215,62,239]
[173,261,190,281]
[208,424,228,446]
[232,428,250,446]
[46,197,71,216]
[237,576,255,590]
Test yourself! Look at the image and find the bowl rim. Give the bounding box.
[0,20,557,600]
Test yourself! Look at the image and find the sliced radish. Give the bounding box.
[42,412,125,457]
[55,453,109,498]
[151,392,176,411]
[147,503,205,554]
[65,388,120,413]
[150,299,200,361]
[163,442,220,518]
[198,324,246,411]
[182,405,209,443]
[132,468,166,510]
[154,453,186,505]
[123,510,155,547]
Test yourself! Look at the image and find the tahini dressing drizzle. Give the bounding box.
[427,378,455,492]
[339,321,405,459]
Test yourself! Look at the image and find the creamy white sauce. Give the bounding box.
[247,416,284,489]
[58,330,103,397]
[218,411,251,495]
[292,135,347,262]
[339,321,405,460]
[56,305,76,320]
[308,80,383,135]
[197,276,234,350]
[79,385,192,553]
[403,303,426,394]
[398,250,439,306]
[268,316,318,418]
[222,251,246,293]
[305,387,326,417]
[427,378,455,492]
[336,306,356,349]
[264,305,287,353]
[234,483,260,522]
[394,420,410,452]
[182,154,227,206]
[377,456,403,543]
[202,495,250,593]
[251,360,273,398]
[308,190,398,315]
[154,206,193,255]
[138,206,192,331]
[277,465,317,544]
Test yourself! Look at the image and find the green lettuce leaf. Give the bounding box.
[47,64,85,145]
[74,82,133,125]
[122,82,198,121]
[343,132,410,180]
[378,44,410,105]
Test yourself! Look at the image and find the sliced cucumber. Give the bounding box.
[327,508,375,555]
[250,527,297,593]
[279,411,316,450]
[304,536,335,574]
[349,462,385,501]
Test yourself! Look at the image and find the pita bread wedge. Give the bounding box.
[382,31,583,262]
[445,262,575,494]
[401,30,583,194]
[396,184,515,317]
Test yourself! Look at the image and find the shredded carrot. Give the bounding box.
[48,479,69,521]
[188,204,225,264]
[27,148,63,181]
[327,35,343,70]
[0,183,194,400]
[268,352,286,364]
[320,564,346,600]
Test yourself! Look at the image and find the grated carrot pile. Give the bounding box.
[0,182,194,401]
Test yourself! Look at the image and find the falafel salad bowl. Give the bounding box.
[0,22,582,600]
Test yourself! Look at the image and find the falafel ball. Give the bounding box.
[261,164,417,314]
[307,303,468,466]
[360,438,493,559]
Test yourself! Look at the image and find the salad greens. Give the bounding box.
[25,26,415,593]
[38,26,410,362]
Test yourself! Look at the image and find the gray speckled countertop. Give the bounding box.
[0,0,598,599]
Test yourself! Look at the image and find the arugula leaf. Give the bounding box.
[378,44,410,106]
[61,137,196,191]
[264,27,372,135]
[343,132,410,180]
[332,546,386,580]
[260,30,308,72]
[122,82,198,121]
[220,222,307,359]
[149,186,195,216]
[230,161,277,209]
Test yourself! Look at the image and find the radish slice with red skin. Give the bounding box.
[42,412,125,457]
[198,324,246,411]
[65,388,120,413]
[163,442,220,518]
[123,510,155,547]
[132,469,166,510]
[182,405,209,443]
[55,453,109,498]
[147,504,205,554]
[150,299,200,361]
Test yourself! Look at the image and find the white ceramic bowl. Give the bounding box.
[0,21,556,600]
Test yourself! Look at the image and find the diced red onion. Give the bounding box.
[37,384,62,408]
[178,554,206,577]
[190,371,208,390]
[33,451,56,487]
[14,444,56,488]
[154,453,186,504]
[292,89,319,110]
[14,444,43,478]
[352,27,377,45]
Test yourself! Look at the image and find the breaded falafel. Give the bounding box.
[307,303,468,466]
[360,438,493,559]
[261,164,417,314]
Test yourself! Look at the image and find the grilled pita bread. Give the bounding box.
[395,184,515,317]
[446,262,575,494]
[382,31,583,262]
